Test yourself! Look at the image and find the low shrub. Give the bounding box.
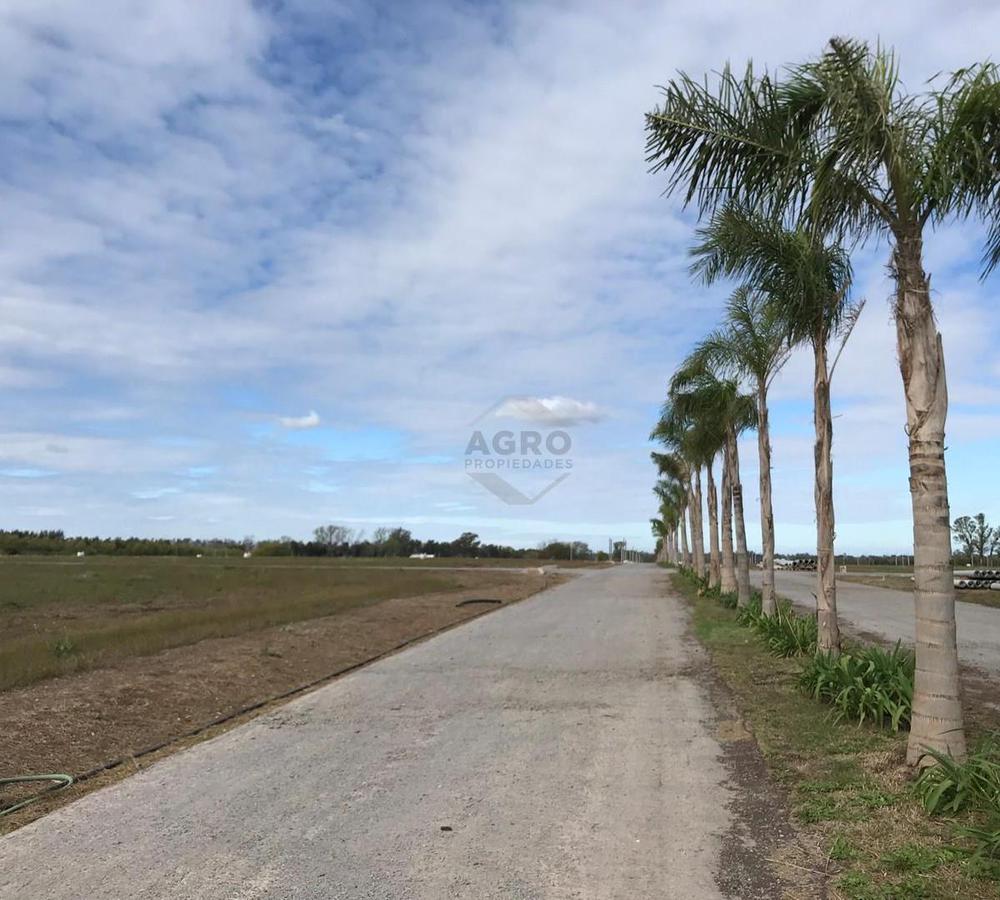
[917,735,1000,858]
[799,643,914,731]
[754,604,818,657]
[735,598,763,627]
[916,736,1000,816]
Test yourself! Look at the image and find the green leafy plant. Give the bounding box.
[799,643,914,731]
[757,605,818,657]
[735,596,763,626]
[917,735,1000,815]
[916,735,1000,858]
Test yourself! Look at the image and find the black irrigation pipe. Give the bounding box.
[1,588,529,819]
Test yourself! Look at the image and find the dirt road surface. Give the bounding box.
[0,565,779,899]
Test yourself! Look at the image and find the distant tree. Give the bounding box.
[313,524,353,554]
[539,541,571,560]
[451,532,481,556]
[952,513,996,564]
[381,527,415,558]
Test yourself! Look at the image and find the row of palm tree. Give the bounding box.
[645,37,1000,766]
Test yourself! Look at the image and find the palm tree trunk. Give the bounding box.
[756,379,777,616]
[894,234,966,765]
[691,469,706,579]
[729,427,752,608]
[705,460,721,589]
[680,505,691,567]
[720,443,736,594]
[813,335,839,653]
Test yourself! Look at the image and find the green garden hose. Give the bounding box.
[0,774,74,817]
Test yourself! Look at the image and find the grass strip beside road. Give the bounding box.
[672,572,1000,899]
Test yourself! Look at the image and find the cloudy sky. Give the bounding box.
[1,0,998,553]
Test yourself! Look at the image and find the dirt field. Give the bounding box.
[0,555,588,690]
[840,572,1000,609]
[0,559,558,832]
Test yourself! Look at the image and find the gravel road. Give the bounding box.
[0,565,767,899]
[753,570,1000,675]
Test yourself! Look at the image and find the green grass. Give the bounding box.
[672,571,1000,899]
[0,557,531,690]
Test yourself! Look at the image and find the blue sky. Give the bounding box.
[1,0,998,552]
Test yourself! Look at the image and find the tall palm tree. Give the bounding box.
[651,450,690,565]
[666,374,729,590]
[690,205,860,651]
[645,37,996,761]
[721,383,757,608]
[718,432,737,595]
[672,361,757,606]
[690,288,790,614]
[653,476,686,564]
[652,416,707,578]
[704,452,722,589]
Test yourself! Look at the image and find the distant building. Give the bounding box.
[409,553,435,559]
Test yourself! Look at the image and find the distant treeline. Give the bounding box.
[0,529,237,557]
[0,527,606,561]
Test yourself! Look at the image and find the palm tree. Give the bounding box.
[672,361,757,606]
[651,450,690,565]
[704,451,722,590]
[690,288,790,614]
[652,416,707,578]
[650,518,668,562]
[645,37,996,762]
[718,433,737,595]
[653,476,686,564]
[666,375,728,590]
[721,383,757,608]
[690,205,860,651]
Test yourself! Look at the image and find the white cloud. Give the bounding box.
[278,410,320,429]
[131,487,181,501]
[493,396,604,426]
